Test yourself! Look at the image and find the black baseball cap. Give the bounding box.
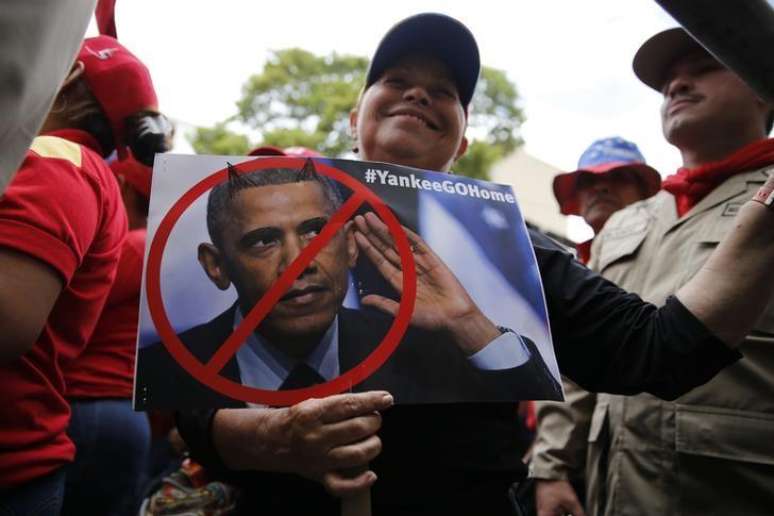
[365,13,481,108]
[633,27,707,91]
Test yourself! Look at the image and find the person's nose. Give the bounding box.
[279,236,316,277]
[403,84,431,106]
[664,71,693,99]
[591,179,611,194]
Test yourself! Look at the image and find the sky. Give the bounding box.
[86,0,684,172]
[85,0,692,242]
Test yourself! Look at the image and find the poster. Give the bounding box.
[133,154,562,408]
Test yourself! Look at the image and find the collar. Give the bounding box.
[233,309,340,391]
[662,138,774,217]
[575,239,593,264]
[43,129,104,156]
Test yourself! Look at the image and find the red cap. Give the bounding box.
[78,36,158,151]
[248,145,286,157]
[248,146,322,158]
[110,155,152,199]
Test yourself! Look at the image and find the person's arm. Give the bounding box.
[675,182,774,347]
[178,391,394,497]
[530,380,594,516]
[0,140,109,363]
[0,248,63,363]
[531,232,741,400]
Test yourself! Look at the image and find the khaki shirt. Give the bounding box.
[531,165,774,516]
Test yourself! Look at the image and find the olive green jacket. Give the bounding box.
[531,165,774,516]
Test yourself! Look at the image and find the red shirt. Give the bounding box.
[0,130,126,488]
[65,229,146,399]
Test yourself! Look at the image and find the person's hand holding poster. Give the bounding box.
[134,154,562,409]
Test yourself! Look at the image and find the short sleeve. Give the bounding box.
[0,142,102,282]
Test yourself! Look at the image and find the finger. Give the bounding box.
[321,468,378,498]
[567,499,587,516]
[361,294,400,317]
[363,212,397,250]
[326,434,383,469]
[317,391,394,424]
[355,232,403,287]
[354,229,401,267]
[355,218,402,270]
[322,412,382,446]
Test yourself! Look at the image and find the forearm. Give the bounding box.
[530,380,595,479]
[677,195,774,347]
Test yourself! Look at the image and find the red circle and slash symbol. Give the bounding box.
[145,157,416,405]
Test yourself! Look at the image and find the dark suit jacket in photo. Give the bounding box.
[135,304,562,409]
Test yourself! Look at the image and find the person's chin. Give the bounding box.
[270,308,337,337]
[585,207,616,230]
[372,137,437,169]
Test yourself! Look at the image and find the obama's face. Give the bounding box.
[199,180,357,346]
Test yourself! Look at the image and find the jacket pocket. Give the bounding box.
[675,405,774,466]
[596,220,649,272]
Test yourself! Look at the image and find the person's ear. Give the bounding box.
[453,135,469,162]
[344,220,359,267]
[198,243,232,290]
[61,61,85,91]
[349,109,360,153]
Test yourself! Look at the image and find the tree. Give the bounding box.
[190,48,524,180]
[453,67,524,179]
[190,122,250,156]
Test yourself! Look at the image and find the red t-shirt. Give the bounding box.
[65,229,146,399]
[0,130,126,488]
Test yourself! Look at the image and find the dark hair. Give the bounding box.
[58,78,115,155]
[766,110,773,135]
[206,159,343,248]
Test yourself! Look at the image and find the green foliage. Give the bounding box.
[452,140,506,180]
[190,49,524,180]
[189,122,250,156]
[237,48,367,157]
[469,66,524,153]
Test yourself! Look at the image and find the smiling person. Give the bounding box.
[172,14,774,516]
[530,28,774,516]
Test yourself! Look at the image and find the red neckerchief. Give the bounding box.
[576,239,592,265]
[43,129,104,157]
[662,138,774,217]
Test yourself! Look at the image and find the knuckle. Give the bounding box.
[368,436,383,458]
[342,396,359,415]
[352,417,373,437]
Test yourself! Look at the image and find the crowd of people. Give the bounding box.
[0,6,773,516]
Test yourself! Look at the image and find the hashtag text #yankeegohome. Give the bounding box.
[364,168,517,204]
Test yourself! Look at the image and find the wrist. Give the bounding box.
[751,181,774,207]
[446,311,501,355]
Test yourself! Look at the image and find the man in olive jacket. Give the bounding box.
[531,28,774,516]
